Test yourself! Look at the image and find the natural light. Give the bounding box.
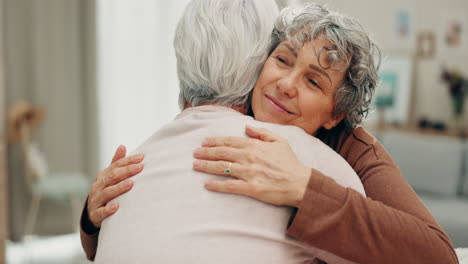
[97,0,190,168]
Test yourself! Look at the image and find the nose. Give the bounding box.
[277,72,298,98]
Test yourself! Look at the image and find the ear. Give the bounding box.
[323,113,346,130]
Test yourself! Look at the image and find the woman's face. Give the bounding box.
[251,35,347,135]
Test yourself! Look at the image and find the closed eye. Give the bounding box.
[309,79,321,89]
[276,56,287,64]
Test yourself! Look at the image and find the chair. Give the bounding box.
[21,134,90,236]
[8,101,89,237]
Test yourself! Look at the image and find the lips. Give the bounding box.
[265,95,293,114]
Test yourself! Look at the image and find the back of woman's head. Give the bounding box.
[270,4,381,128]
[175,0,279,109]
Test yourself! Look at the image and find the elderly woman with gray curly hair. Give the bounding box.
[80,2,458,264]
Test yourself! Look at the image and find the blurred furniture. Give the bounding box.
[7,101,89,238]
[379,129,468,247]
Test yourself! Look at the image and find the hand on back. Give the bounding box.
[87,145,144,228]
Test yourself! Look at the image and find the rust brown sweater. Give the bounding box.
[80,126,459,263]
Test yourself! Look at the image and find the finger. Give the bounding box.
[96,179,134,206]
[204,179,253,196]
[193,160,249,180]
[202,136,255,148]
[111,153,145,169]
[111,145,127,164]
[193,146,244,162]
[245,125,280,142]
[91,203,119,228]
[97,154,144,189]
[105,163,144,186]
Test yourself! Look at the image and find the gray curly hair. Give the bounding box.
[270,4,381,128]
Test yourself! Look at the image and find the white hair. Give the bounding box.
[174,0,279,109]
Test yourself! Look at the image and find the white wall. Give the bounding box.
[97,0,190,168]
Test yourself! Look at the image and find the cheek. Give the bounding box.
[251,85,271,122]
[256,59,278,85]
[251,87,261,117]
[251,71,270,116]
[298,98,332,129]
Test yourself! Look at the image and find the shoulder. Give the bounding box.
[345,126,378,154]
[348,126,377,145]
[337,126,395,170]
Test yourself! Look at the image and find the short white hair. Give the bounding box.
[174,0,279,109]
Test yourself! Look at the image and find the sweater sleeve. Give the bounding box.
[287,135,459,264]
[80,197,99,261]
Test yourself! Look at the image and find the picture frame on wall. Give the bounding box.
[366,55,413,126]
[393,8,416,50]
[439,8,468,56]
[417,32,436,58]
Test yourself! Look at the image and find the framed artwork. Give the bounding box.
[375,73,397,108]
[439,9,467,56]
[417,32,435,58]
[392,8,416,50]
[366,55,413,126]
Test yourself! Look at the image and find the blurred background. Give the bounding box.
[0,0,467,263]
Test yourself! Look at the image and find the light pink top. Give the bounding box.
[95,105,365,264]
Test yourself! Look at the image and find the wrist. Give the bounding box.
[290,166,311,208]
[82,203,100,234]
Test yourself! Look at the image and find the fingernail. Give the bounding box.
[204,180,214,188]
[202,138,209,146]
[193,159,201,169]
[125,180,133,188]
[110,203,118,210]
[133,163,143,172]
[193,148,202,156]
[133,154,144,161]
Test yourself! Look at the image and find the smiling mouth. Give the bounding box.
[265,95,293,114]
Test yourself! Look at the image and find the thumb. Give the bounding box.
[245,125,280,142]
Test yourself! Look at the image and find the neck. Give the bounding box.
[184,103,246,114]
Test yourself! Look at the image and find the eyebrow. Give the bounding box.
[282,43,298,57]
[309,64,331,83]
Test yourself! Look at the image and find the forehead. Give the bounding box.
[281,33,350,74]
[285,30,334,48]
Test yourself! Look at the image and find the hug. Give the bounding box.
[80,0,458,263]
